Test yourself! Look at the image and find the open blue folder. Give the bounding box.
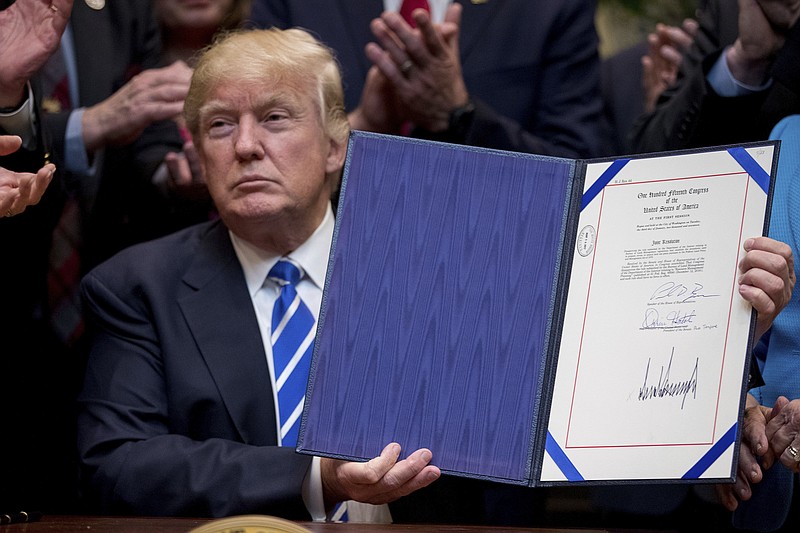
[298,131,778,486]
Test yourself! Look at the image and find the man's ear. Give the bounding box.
[325,134,347,175]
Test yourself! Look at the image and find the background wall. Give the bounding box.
[597,0,697,57]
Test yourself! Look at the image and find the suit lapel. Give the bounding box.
[179,223,278,446]
[334,0,384,80]
[456,0,505,68]
[70,0,115,106]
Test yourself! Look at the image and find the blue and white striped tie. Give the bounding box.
[268,259,315,447]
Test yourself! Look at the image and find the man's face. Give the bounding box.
[196,76,344,233]
[154,0,234,32]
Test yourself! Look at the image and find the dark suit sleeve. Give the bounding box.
[631,0,800,152]
[78,263,313,518]
[448,0,603,158]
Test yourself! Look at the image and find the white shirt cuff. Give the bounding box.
[0,82,36,150]
[302,456,326,521]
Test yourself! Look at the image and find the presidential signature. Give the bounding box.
[638,348,698,409]
[650,281,719,304]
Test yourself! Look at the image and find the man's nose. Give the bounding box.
[234,118,265,160]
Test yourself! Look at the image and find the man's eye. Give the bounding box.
[266,112,288,122]
[207,120,233,135]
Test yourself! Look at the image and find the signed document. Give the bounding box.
[543,145,776,482]
[299,132,778,486]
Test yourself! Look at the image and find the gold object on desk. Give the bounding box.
[188,515,312,533]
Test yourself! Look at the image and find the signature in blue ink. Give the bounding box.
[642,308,697,329]
[642,308,666,329]
[666,309,696,325]
[650,281,719,303]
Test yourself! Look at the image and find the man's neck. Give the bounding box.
[226,205,330,256]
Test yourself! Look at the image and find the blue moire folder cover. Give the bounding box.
[298,131,581,485]
[298,132,777,486]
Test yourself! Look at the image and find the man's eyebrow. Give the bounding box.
[198,99,234,119]
[198,93,303,119]
[254,93,303,113]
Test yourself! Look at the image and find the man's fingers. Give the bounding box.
[733,466,753,502]
[661,24,695,50]
[358,447,439,503]
[738,237,794,328]
[139,100,186,124]
[135,62,193,88]
[377,447,432,487]
[356,442,402,485]
[370,20,412,78]
[0,161,53,216]
[0,135,23,156]
[0,187,21,214]
[365,42,408,87]
[381,12,431,67]
[681,18,700,40]
[739,440,764,485]
[27,163,55,205]
[129,82,189,110]
[380,465,440,502]
[165,152,192,187]
[183,141,204,183]
[742,236,794,274]
[771,396,790,421]
[333,444,440,505]
[658,44,684,67]
[715,483,739,512]
[739,270,784,315]
[778,440,800,472]
[414,9,447,57]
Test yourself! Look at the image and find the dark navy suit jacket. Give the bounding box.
[78,220,313,517]
[0,0,182,513]
[251,0,603,158]
[77,218,509,522]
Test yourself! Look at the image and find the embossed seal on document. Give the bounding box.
[577,225,596,257]
[85,0,105,10]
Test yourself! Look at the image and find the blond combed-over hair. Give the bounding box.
[184,28,349,147]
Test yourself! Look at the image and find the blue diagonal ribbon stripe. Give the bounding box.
[545,431,584,481]
[728,147,771,194]
[580,158,631,211]
[682,423,738,479]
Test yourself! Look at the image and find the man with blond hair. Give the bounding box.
[77,28,439,520]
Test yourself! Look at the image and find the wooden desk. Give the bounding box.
[0,515,650,532]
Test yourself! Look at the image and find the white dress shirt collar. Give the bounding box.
[229,204,335,298]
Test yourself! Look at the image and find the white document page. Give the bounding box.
[542,144,775,482]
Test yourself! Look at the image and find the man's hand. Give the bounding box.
[766,397,800,472]
[642,19,699,113]
[0,0,73,107]
[366,4,469,133]
[320,443,440,507]
[348,66,406,134]
[716,394,785,510]
[738,236,795,340]
[727,0,788,85]
[0,135,55,217]
[82,61,192,152]
[756,0,800,30]
[163,140,209,200]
